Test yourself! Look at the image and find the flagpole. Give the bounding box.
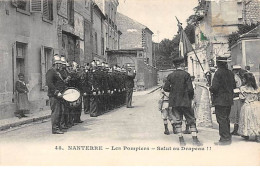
[175,16,205,73]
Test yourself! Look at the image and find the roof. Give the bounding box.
[106,48,144,55]
[240,25,260,38]
[117,12,154,49]
[93,3,106,19]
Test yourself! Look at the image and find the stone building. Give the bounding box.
[0,0,60,119]
[0,0,118,119]
[230,25,260,85]
[187,0,260,80]
[92,0,121,61]
[107,12,157,90]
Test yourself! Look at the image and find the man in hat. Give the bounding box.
[82,63,91,114]
[46,54,66,134]
[163,57,202,146]
[59,56,71,129]
[89,60,101,117]
[125,64,136,108]
[209,57,236,145]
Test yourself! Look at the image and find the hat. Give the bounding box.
[91,60,96,67]
[96,60,101,66]
[216,56,231,62]
[53,54,62,64]
[172,57,185,64]
[18,73,24,77]
[232,65,241,70]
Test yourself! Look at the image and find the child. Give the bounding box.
[15,73,30,118]
[159,77,177,135]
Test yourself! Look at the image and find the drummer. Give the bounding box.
[46,54,66,134]
[59,56,71,129]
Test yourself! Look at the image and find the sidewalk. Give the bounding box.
[0,85,161,131]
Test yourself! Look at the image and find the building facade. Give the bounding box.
[0,0,121,119]
[187,0,260,80]
[107,12,157,90]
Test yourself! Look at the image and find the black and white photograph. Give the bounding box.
[0,0,259,166]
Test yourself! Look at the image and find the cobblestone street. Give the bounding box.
[0,88,259,165]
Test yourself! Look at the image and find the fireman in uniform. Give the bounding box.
[89,60,100,117]
[46,54,66,134]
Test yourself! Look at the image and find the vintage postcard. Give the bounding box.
[0,0,259,166]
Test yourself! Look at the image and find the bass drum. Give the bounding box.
[62,87,82,108]
[234,74,242,88]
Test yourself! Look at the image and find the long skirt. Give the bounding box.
[16,93,30,111]
[238,101,260,136]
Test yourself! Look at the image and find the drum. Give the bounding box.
[62,88,82,108]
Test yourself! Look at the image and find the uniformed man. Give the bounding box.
[82,63,91,114]
[125,64,136,108]
[163,57,202,146]
[46,54,66,134]
[67,62,83,124]
[89,60,100,117]
[209,57,236,146]
[59,56,71,129]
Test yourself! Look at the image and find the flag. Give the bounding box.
[200,31,208,41]
[179,28,193,62]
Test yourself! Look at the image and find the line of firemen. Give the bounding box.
[47,55,135,134]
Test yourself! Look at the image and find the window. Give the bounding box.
[15,0,30,15]
[41,46,53,90]
[16,43,27,76]
[101,37,104,55]
[95,32,98,54]
[17,0,28,11]
[68,0,74,26]
[43,0,53,21]
[85,0,89,9]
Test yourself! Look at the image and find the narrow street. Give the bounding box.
[0,89,259,165]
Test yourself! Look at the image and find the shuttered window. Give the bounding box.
[43,0,53,21]
[30,0,42,13]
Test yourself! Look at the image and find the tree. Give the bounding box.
[228,23,259,48]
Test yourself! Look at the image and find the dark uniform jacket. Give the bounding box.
[46,68,66,97]
[163,69,194,108]
[209,67,236,106]
[125,71,136,89]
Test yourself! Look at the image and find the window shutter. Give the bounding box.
[12,42,17,102]
[41,46,46,91]
[43,0,48,18]
[30,0,43,13]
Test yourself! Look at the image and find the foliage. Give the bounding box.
[228,23,259,48]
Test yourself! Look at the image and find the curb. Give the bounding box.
[0,114,51,131]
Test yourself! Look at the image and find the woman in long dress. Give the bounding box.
[15,73,30,118]
[238,73,260,143]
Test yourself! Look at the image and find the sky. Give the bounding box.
[117,0,198,43]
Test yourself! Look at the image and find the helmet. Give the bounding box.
[60,56,67,65]
[52,54,62,64]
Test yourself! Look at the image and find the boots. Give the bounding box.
[192,136,203,146]
[183,125,191,134]
[231,124,239,136]
[179,136,186,146]
[172,124,177,134]
[164,124,170,135]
